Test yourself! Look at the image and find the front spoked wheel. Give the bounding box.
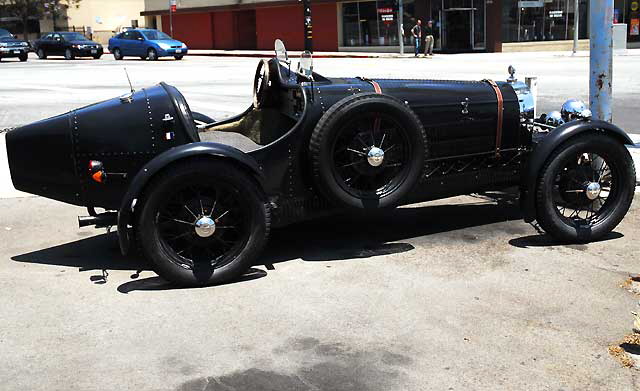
[137,160,269,287]
[535,133,635,242]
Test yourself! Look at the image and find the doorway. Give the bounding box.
[234,10,256,50]
[443,10,472,50]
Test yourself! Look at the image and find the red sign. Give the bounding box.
[378,7,393,13]
[170,4,176,12]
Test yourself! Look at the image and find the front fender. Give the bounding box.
[117,142,263,255]
[520,119,633,222]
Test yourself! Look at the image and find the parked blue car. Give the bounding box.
[108,29,188,61]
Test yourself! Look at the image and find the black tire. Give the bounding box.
[92,54,101,60]
[147,48,158,61]
[192,112,216,127]
[535,133,636,242]
[113,48,123,60]
[136,159,270,287]
[19,53,28,62]
[310,93,427,209]
[64,48,74,60]
[140,56,146,60]
[37,48,46,59]
[174,55,183,60]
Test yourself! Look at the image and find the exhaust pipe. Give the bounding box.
[78,212,117,228]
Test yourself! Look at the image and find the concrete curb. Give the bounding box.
[101,50,416,59]
[102,48,640,59]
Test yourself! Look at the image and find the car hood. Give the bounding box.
[150,39,184,46]
[0,37,27,44]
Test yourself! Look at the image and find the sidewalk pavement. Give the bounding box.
[100,48,640,59]
[184,48,640,59]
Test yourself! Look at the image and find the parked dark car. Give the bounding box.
[0,28,29,62]
[5,40,636,287]
[33,32,103,60]
[108,29,188,61]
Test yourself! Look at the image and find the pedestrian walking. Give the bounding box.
[411,19,422,57]
[423,20,437,56]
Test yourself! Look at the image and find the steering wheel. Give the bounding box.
[253,59,271,108]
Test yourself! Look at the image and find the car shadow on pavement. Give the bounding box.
[259,194,522,266]
[12,232,143,271]
[508,231,623,248]
[11,191,528,291]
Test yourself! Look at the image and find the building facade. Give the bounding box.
[0,0,145,43]
[141,0,637,52]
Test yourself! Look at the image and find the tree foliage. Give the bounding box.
[0,0,82,37]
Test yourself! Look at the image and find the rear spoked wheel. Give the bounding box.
[535,134,635,242]
[137,160,269,287]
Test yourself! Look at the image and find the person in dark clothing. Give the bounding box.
[411,19,422,57]
[423,20,437,56]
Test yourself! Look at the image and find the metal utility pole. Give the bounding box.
[572,0,579,53]
[589,0,613,122]
[302,0,313,52]
[398,0,404,54]
[169,0,176,37]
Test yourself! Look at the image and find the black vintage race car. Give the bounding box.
[6,40,636,287]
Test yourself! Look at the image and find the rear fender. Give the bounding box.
[117,142,263,255]
[520,119,633,222]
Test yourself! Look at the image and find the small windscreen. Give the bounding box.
[141,30,172,40]
[0,29,11,38]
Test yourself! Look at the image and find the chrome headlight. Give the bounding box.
[20,42,29,47]
[181,43,187,48]
[0,42,8,47]
[546,111,565,127]
[158,42,171,50]
[561,99,590,121]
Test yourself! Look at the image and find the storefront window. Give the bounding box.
[341,0,412,46]
[441,0,485,50]
[502,0,589,43]
[615,0,640,43]
[473,0,486,48]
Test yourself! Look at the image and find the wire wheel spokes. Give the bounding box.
[552,152,615,226]
[332,113,410,198]
[155,182,249,270]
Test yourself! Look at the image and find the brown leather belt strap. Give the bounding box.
[357,77,382,94]
[369,79,382,94]
[483,79,504,158]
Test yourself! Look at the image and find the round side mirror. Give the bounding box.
[298,50,313,78]
[274,39,288,63]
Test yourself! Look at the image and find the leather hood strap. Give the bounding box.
[483,79,504,158]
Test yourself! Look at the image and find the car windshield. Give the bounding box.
[0,28,11,38]
[62,32,87,41]
[141,30,172,40]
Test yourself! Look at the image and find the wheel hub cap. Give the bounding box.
[194,216,216,238]
[367,146,385,167]
[585,182,601,200]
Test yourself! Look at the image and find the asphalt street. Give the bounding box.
[1,52,640,390]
